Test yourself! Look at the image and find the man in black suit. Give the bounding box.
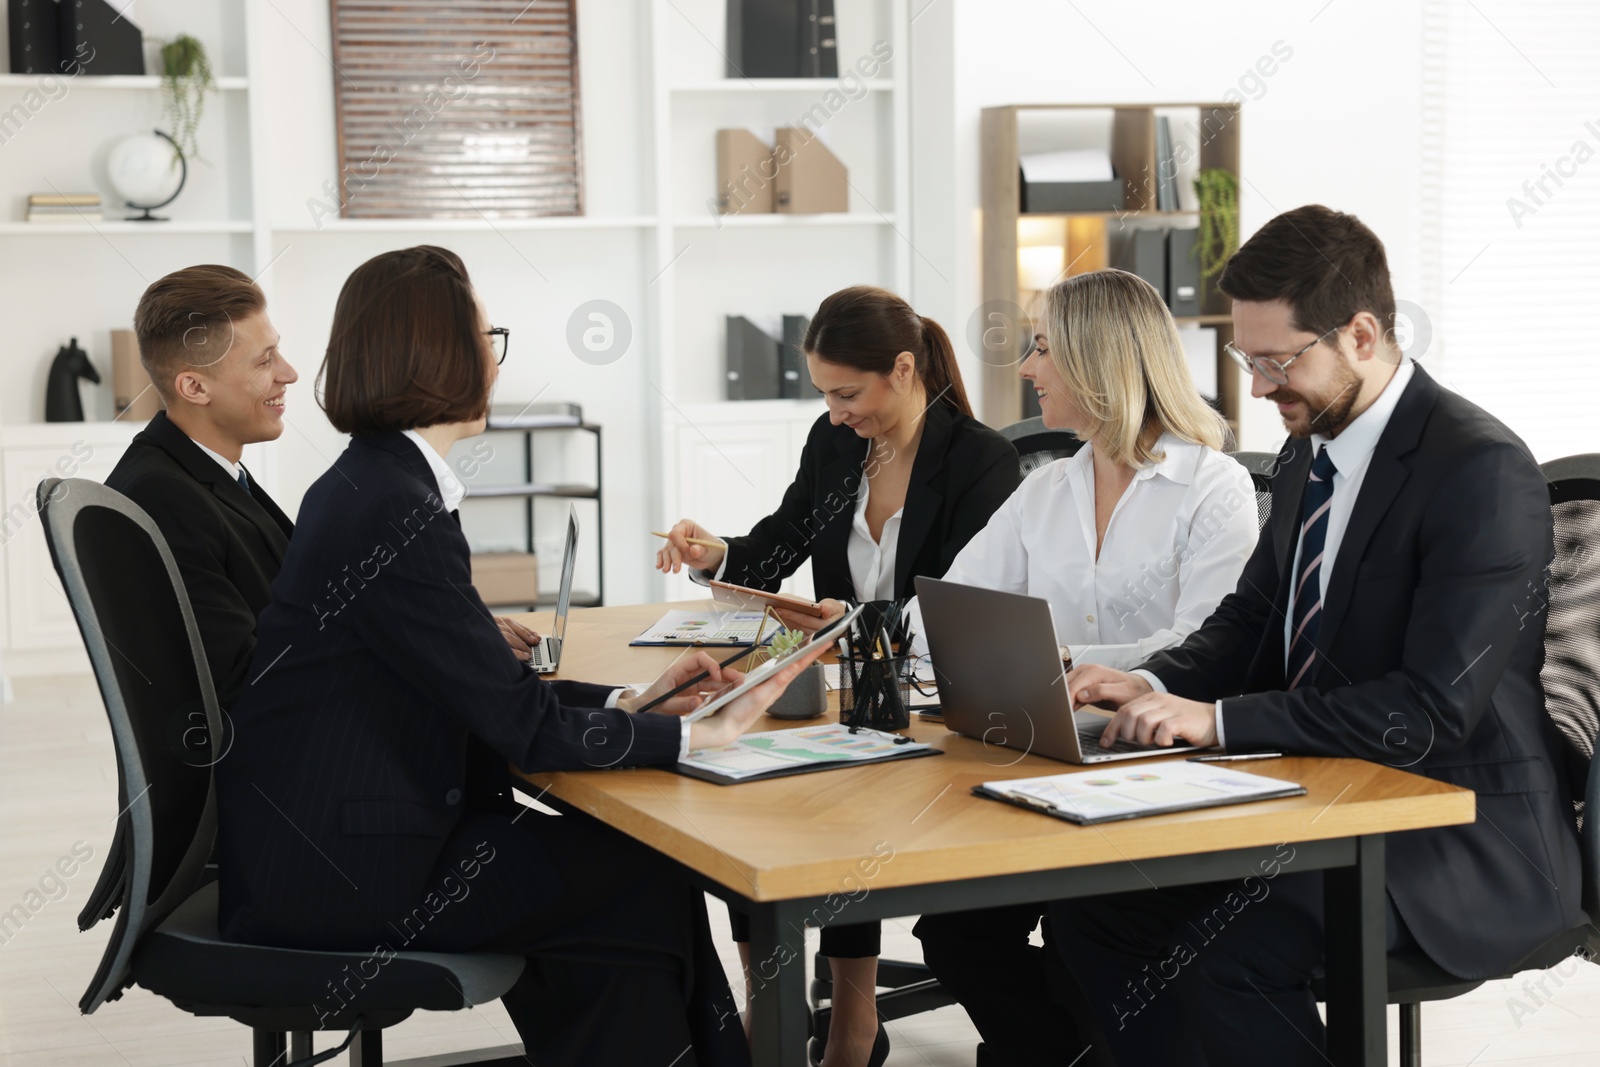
[105,265,297,711]
[916,206,1584,1065]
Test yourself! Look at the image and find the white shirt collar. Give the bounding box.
[190,438,241,482]
[1066,431,1200,486]
[400,429,467,512]
[1313,359,1416,474]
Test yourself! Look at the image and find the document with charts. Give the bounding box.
[975,762,1305,825]
[630,609,774,646]
[677,723,940,785]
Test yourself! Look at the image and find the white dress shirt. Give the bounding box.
[907,433,1258,670]
[399,432,685,754]
[848,477,903,603]
[1135,361,1415,747]
[192,438,243,482]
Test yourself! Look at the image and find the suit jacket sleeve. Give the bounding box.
[719,426,826,592]
[125,473,261,710]
[1214,442,1550,760]
[335,491,680,772]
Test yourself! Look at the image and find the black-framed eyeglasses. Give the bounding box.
[1224,323,1341,386]
[486,326,510,366]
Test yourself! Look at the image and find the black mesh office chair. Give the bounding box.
[1226,450,1277,531]
[39,477,525,1067]
[1000,416,1082,477]
[1307,453,1600,1066]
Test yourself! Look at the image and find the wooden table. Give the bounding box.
[512,600,1475,1067]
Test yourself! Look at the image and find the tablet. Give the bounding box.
[709,579,824,614]
[683,603,863,723]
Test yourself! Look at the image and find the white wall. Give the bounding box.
[910,0,1426,452]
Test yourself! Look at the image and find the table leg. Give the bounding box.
[747,902,809,1067]
[1324,834,1386,1066]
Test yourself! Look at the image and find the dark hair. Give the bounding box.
[319,245,492,436]
[134,264,266,400]
[804,285,973,418]
[1219,205,1396,343]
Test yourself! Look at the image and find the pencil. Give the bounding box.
[652,531,724,550]
[634,646,753,715]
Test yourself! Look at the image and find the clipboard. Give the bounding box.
[676,722,941,785]
[974,762,1306,826]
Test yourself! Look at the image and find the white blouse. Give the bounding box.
[848,474,903,603]
[907,433,1259,670]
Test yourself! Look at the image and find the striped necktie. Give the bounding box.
[1287,447,1337,690]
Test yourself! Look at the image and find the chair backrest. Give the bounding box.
[1538,454,1600,918]
[1226,451,1277,532]
[37,478,221,1013]
[999,416,1082,478]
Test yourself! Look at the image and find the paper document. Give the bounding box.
[631,609,774,646]
[978,761,1304,825]
[681,723,936,781]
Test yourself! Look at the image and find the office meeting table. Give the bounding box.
[512,599,1476,1067]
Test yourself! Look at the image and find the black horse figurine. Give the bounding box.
[45,338,100,422]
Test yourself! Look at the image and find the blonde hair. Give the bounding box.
[1039,268,1228,467]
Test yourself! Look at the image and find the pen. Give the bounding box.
[1187,752,1286,763]
[846,724,913,745]
[634,646,753,714]
[652,531,724,550]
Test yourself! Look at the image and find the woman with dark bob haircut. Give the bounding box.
[216,246,819,1066]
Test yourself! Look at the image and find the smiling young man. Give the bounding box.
[1021,206,1584,1064]
[106,265,299,711]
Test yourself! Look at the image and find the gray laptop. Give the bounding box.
[914,576,1205,764]
[527,507,578,674]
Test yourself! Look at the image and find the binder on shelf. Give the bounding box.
[1110,227,1167,304]
[774,128,847,214]
[8,0,59,74]
[1155,116,1178,211]
[725,0,837,78]
[58,0,144,76]
[716,129,774,215]
[726,316,782,401]
[779,314,817,399]
[1167,227,1201,317]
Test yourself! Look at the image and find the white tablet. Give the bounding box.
[682,603,865,723]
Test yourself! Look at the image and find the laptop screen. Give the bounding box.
[552,507,579,644]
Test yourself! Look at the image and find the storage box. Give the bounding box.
[1020,168,1125,214]
[471,551,538,606]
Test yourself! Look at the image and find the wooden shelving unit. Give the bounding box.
[979,102,1242,429]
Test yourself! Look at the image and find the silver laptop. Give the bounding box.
[914,576,1205,764]
[527,507,579,674]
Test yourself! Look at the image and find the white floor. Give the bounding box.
[2,674,1597,1066]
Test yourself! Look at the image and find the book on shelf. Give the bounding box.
[29,193,101,207]
[27,210,104,222]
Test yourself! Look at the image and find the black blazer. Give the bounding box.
[1138,366,1583,980]
[719,402,1021,605]
[105,410,293,710]
[216,432,680,950]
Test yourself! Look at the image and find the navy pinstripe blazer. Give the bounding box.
[215,432,680,950]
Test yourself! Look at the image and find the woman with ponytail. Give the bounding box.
[657,285,1020,1067]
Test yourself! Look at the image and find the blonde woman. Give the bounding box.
[907,267,1257,669]
[907,267,1259,1063]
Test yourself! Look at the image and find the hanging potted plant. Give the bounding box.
[1192,168,1240,304]
[158,34,215,164]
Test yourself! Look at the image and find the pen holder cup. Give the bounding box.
[765,662,828,720]
[838,653,914,731]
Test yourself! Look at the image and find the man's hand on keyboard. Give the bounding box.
[1099,693,1217,750]
[495,616,542,662]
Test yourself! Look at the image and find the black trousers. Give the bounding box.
[728,906,881,958]
[917,870,1413,1067]
[412,808,750,1067]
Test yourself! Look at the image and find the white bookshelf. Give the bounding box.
[0,74,249,90]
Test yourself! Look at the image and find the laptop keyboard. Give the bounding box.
[529,637,555,668]
[1077,726,1148,755]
